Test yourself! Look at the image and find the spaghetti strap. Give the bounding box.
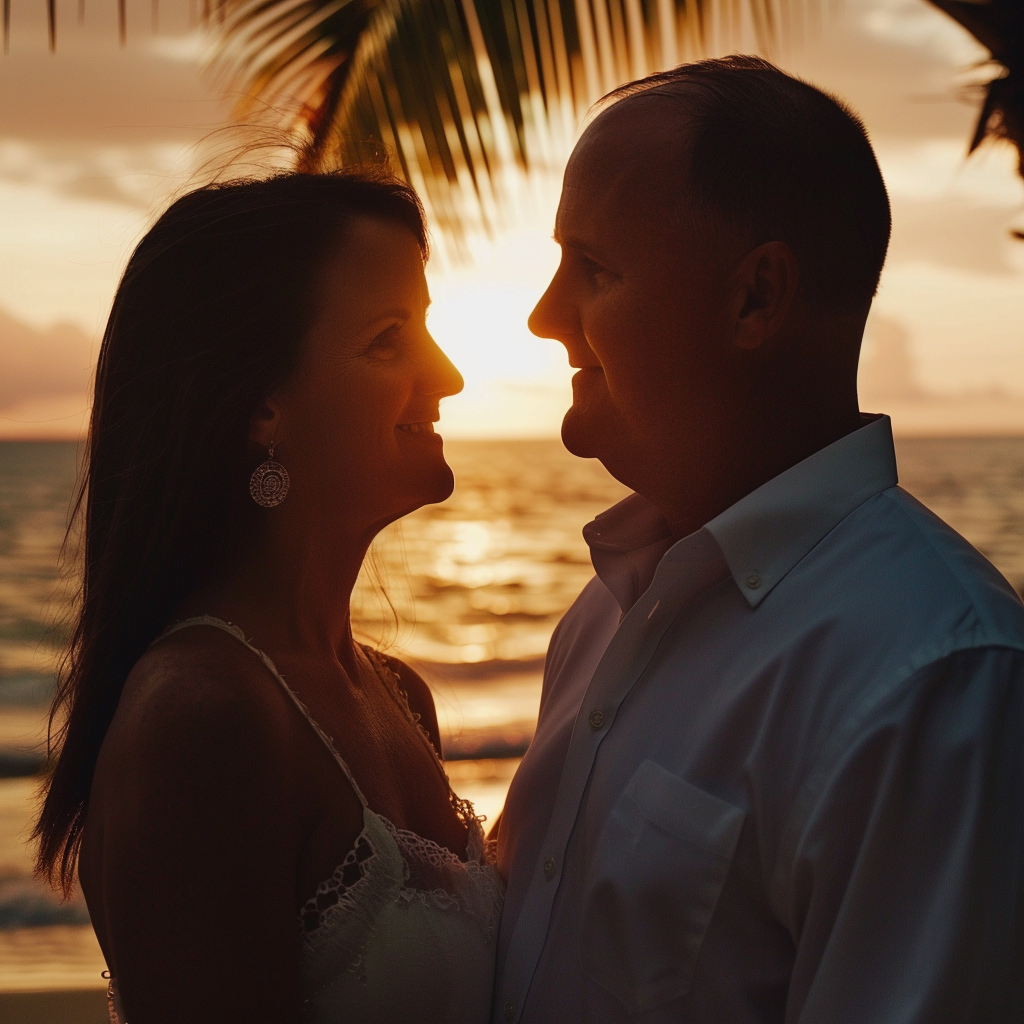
[156,615,371,809]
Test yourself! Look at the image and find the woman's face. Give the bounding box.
[261,215,463,533]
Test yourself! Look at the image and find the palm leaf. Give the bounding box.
[925,0,1023,175]
[212,0,785,248]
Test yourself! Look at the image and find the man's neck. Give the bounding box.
[657,406,865,542]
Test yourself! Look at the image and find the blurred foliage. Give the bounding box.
[4,0,1021,235]
[210,0,782,244]
[925,1,1024,236]
[210,0,1024,243]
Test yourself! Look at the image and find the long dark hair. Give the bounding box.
[35,170,428,893]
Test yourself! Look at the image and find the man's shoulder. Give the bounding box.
[825,485,1024,655]
[548,572,618,638]
[739,484,1024,733]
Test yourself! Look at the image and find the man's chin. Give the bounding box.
[560,408,605,460]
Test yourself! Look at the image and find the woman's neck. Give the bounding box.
[179,516,378,676]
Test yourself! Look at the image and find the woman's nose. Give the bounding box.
[424,333,464,398]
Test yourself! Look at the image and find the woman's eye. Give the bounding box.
[369,327,402,359]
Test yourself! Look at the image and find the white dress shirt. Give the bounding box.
[494,415,1024,1023]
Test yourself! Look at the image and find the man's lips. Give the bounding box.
[571,367,604,390]
[396,422,436,434]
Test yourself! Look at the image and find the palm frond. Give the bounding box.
[925,0,1024,175]
[212,0,785,248]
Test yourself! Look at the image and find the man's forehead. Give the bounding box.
[558,95,692,226]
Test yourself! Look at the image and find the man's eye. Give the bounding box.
[580,255,610,279]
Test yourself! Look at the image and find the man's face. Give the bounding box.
[529,98,749,500]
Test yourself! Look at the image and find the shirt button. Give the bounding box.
[543,857,557,880]
[745,572,762,590]
[504,1001,516,1020]
[588,709,605,731]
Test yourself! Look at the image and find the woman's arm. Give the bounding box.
[82,640,318,1024]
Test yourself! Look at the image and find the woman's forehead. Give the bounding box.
[315,218,428,314]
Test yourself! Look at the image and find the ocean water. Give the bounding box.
[3,435,1024,989]
[0,440,634,676]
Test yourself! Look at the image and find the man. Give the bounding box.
[494,56,1024,1023]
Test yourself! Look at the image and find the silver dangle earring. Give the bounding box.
[249,442,290,507]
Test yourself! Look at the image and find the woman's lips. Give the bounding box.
[396,422,436,434]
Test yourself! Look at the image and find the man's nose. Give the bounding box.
[529,272,596,369]
[527,287,553,341]
[528,273,573,345]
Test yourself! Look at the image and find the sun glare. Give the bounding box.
[427,227,573,438]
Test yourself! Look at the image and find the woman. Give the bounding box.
[34,171,504,1023]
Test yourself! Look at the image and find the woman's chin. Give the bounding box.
[422,463,456,505]
[395,461,455,513]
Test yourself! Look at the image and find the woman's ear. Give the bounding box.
[249,399,282,450]
[730,241,800,352]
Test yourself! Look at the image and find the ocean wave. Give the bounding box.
[0,875,91,930]
[443,724,533,761]
[0,748,45,777]
[0,673,55,707]
[413,657,545,681]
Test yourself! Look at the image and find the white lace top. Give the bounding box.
[107,616,505,1024]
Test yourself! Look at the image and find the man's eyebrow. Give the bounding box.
[555,233,606,260]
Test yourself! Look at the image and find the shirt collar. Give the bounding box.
[583,493,675,614]
[583,414,899,613]
[705,414,898,607]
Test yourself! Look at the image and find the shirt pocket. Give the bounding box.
[578,759,746,1015]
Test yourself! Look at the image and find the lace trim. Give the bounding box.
[300,831,377,935]
[297,818,504,1008]
[383,817,505,928]
[362,647,495,860]
[299,813,502,940]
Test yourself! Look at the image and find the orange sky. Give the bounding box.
[0,0,1023,439]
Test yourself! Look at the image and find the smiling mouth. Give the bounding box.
[396,422,436,434]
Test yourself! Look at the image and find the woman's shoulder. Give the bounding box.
[132,625,290,713]
[108,625,299,783]
[377,652,430,700]
[376,652,442,752]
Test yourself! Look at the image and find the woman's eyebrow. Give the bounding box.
[359,297,431,331]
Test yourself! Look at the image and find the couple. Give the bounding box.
[36,56,1024,1023]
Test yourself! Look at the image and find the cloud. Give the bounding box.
[0,307,94,409]
[860,0,987,66]
[783,0,986,142]
[877,138,1024,207]
[889,198,1022,275]
[0,394,90,439]
[0,140,194,209]
[876,137,1024,278]
[0,23,228,146]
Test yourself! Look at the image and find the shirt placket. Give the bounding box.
[497,530,727,1024]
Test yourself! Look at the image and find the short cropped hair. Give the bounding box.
[603,56,891,313]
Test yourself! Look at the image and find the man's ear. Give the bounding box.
[730,241,800,352]
[249,398,282,450]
